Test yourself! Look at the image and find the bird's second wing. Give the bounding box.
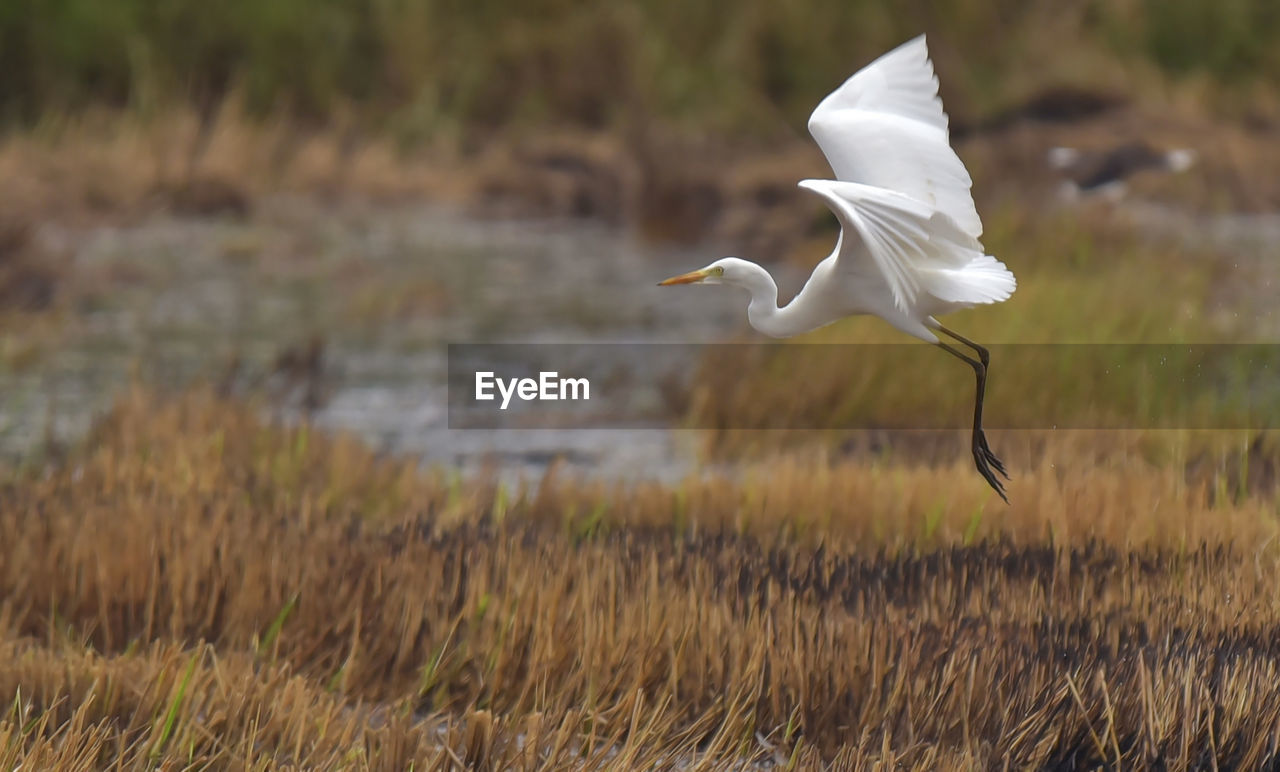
[798,178,993,313]
[807,35,983,239]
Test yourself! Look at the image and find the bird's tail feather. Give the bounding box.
[923,255,1016,305]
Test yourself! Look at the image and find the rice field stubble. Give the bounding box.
[0,390,1278,769]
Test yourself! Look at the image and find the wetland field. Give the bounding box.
[4,1,1280,768]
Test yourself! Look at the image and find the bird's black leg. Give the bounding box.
[935,325,1009,480]
[934,332,1009,503]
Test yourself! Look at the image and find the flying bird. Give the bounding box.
[659,35,1016,501]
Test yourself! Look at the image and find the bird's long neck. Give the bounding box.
[737,260,824,338]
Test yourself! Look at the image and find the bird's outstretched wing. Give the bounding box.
[798,179,1013,313]
[807,34,983,240]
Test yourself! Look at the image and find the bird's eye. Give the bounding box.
[713,266,725,276]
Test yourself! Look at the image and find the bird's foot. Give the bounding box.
[972,435,1010,504]
[975,430,1009,480]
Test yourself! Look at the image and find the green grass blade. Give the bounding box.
[151,650,200,760]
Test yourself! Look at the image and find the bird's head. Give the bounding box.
[658,257,754,288]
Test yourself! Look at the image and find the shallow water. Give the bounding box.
[1,197,792,480]
[5,195,1275,479]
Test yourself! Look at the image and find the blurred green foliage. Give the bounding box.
[1105,0,1280,81]
[0,0,1276,139]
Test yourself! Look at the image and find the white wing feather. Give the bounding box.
[798,179,1014,312]
[807,34,983,239]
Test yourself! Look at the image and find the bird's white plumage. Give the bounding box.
[807,34,984,241]
[809,34,949,133]
[798,178,1013,314]
[660,33,1016,334]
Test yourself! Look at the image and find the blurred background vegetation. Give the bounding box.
[1,0,1277,466]
[3,0,1279,145]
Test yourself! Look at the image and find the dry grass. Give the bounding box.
[3,95,1279,246]
[0,112,460,223]
[1,389,1279,768]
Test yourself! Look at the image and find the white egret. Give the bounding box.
[659,35,1016,501]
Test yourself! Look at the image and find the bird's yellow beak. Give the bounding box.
[658,267,713,286]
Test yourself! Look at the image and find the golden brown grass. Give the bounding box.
[0,112,455,222]
[1,389,1279,768]
[3,95,1278,243]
